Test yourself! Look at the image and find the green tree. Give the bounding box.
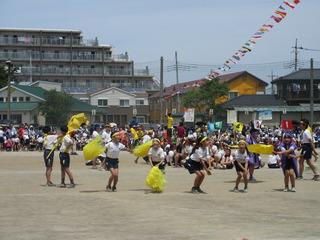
[0,65,8,88]
[182,78,228,119]
[40,90,72,126]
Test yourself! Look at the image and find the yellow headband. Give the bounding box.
[112,132,120,138]
[153,138,160,144]
[200,137,208,143]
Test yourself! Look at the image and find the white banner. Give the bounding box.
[183,108,195,122]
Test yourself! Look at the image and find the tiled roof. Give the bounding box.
[220,94,287,109]
[150,71,267,99]
[12,84,46,99]
[0,102,39,111]
[272,69,320,83]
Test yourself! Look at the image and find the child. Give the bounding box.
[274,133,297,192]
[42,126,59,186]
[105,132,128,192]
[184,136,212,193]
[148,139,166,172]
[232,140,249,192]
[59,126,75,188]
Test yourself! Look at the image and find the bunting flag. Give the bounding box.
[206,0,301,80]
[233,122,244,132]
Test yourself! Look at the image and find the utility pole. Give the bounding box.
[175,51,180,113]
[294,38,298,71]
[268,70,278,94]
[6,60,12,124]
[310,58,314,126]
[160,56,164,125]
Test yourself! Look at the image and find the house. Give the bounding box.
[0,84,98,125]
[89,87,149,127]
[271,69,320,105]
[149,71,267,123]
[220,94,320,126]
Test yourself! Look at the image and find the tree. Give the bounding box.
[182,78,228,120]
[0,65,8,88]
[40,90,72,126]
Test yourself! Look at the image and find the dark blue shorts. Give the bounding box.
[184,159,203,174]
[59,152,70,168]
[301,143,312,160]
[44,149,54,167]
[106,157,119,169]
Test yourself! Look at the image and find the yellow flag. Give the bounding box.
[67,113,88,132]
[233,122,244,132]
[133,140,153,157]
[247,144,274,155]
[83,137,105,160]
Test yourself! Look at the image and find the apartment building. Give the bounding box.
[0,28,159,94]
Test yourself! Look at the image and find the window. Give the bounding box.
[25,97,30,102]
[97,99,108,107]
[0,97,3,102]
[228,92,238,99]
[135,99,144,105]
[120,99,130,107]
[12,97,17,102]
[19,97,24,102]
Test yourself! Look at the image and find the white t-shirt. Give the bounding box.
[101,130,111,143]
[92,131,100,139]
[210,145,218,156]
[302,129,312,144]
[268,155,280,165]
[142,135,151,144]
[0,130,4,137]
[106,141,125,159]
[60,135,74,153]
[43,135,58,150]
[190,147,210,162]
[233,150,249,164]
[183,145,193,155]
[148,147,165,163]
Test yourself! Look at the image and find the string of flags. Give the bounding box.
[206,0,301,80]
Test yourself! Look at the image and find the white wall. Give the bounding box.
[0,88,40,102]
[90,88,148,107]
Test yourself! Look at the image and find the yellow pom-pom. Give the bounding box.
[145,166,166,192]
[83,137,106,160]
[247,144,274,155]
[133,140,153,157]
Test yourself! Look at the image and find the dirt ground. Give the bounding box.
[0,151,319,240]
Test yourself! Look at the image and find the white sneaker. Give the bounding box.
[233,187,239,193]
[283,188,289,192]
[291,187,296,192]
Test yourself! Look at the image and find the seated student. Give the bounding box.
[4,138,13,151]
[213,143,226,169]
[220,147,234,169]
[268,153,281,168]
[175,139,193,167]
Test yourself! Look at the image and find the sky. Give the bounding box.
[1,0,320,89]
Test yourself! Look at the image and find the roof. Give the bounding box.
[218,71,268,86]
[0,28,81,33]
[0,102,39,111]
[220,94,287,109]
[272,69,320,83]
[70,98,99,112]
[90,87,138,98]
[150,71,267,99]
[9,84,46,100]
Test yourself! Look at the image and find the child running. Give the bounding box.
[184,136,212,193]
[274,133,297,192]
[148,138,166,172]
[105,132,129,192]
[232,140,249,193]
[59,126,76,188]
[42,126,59,186]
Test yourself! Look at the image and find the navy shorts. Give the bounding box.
[59,152,70,168]
[106,157,119,169]
[44,149,54,167]
[152,161,166,170]
[234,161,247,173]
[184,159,203,174]
[301,143,312,160]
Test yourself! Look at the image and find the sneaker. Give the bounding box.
[59,183,67,188]
[112,186,117,192]
[249,177,256,182]
[47,182,56,187]
[233,187,239,193]
[283,187,289,192]
[68,183,76,188]
[106,186,112,192]
[191,187,198,193]
[196,187,206,194]
[291,187,296,192]
[313,175,319,181]
[296,176,303,180]
[243,187,248,193]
